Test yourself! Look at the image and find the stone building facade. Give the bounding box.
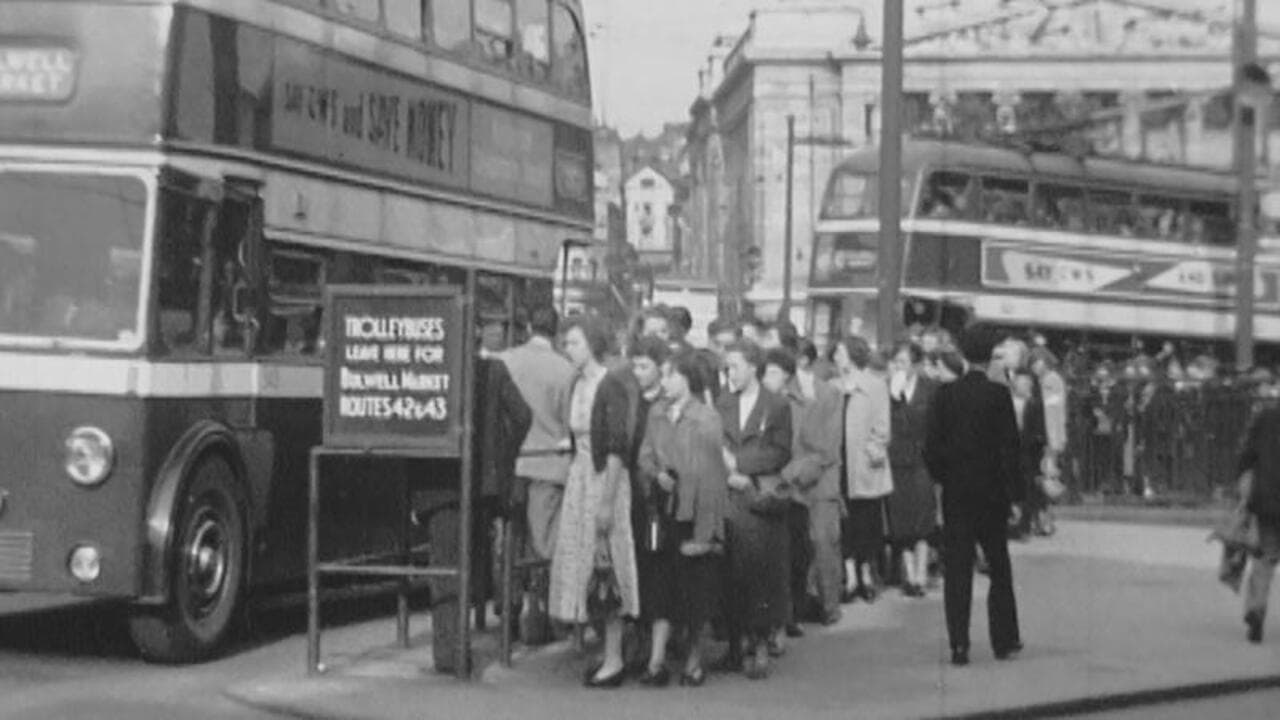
[685,0,1280,324]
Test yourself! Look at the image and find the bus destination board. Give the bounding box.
[322,285,467,454]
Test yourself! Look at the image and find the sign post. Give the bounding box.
[307,283,474,679]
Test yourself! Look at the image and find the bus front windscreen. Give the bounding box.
[820,169,913,219]
[0,171,147,347]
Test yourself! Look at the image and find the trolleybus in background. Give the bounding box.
[807,138,1280,363]
[0,0,592,662]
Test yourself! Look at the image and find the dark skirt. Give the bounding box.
[888,463,937,546]
[637,522,716,628]
[724,494,789,635]
[843,497,886,563]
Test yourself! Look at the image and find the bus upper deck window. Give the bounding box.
[979,177,1029,225]
[921,171,974,220]
[516,0,550,79]
[432,0,473,53]
[384,0,424,40]
[551,2,588,100]
[334,0,381,24]
[476,0,516,61]
[1032,184,1085,232]
[1187,200,1234,246]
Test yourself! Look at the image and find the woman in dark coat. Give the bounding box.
[715,341,792,680]
[887,341,937,597]
[635,351,728,687]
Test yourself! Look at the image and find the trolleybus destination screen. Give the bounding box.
[322,285,466,454]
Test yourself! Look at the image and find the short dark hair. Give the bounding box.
[892,340,924,365]
[707,317,740,340]
[764,347,797,377]
[797,338,818,364]
[668,350,707,398]
[933,349,965,377]
[528,305,559,339]
[564,315,611,361]
[725,340,765,370]
[836,335,873,370]
[668,306,693,335]
[628,335,672,366]
[773,320,800,353]
[958,324,999,365]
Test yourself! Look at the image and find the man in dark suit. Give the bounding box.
[426,349,532,673]
[924,325,1023,666]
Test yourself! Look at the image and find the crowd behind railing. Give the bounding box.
[903,325,1279,501]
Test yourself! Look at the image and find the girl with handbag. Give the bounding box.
[635,352,728,687]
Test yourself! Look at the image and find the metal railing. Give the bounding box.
[1061,379,1279,500]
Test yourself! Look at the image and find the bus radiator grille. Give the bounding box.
[0,531,34,583]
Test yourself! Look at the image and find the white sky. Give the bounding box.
[585,0,1280,138]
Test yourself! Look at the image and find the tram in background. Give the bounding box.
[807,138,1280,364]
[0,0,592,661]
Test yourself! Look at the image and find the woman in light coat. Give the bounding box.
[833,335,892,603]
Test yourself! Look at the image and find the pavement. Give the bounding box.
[225,518,1280,720]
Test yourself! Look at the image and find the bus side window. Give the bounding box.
[333,0,381,24]
[263,247,327,357]
[515,0,550,81]
[920,171,974,220]
[1032,184,1085,231]
[550,1,588,100]
[383,0,424,40]
[156,191,216,355]
[1087,189,1136,236]
[979,176,1029,225]
[475,0,515,63]
[1186,200,1234,246]
[1136,195,1186,241]
[432,0,473,53]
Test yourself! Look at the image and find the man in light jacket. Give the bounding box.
[769,348,846,626]
[499,305,575,644]
[833,335,892,603]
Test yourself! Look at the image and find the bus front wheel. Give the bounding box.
[129,454,247,663]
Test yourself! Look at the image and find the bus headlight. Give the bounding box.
[69,545,102,583]
[64,427,114,486]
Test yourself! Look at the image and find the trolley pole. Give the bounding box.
[1234,0,1259,370]
[877,0,905,350]
[780,114,796,323]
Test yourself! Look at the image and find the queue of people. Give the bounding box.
[479,304,1038,687]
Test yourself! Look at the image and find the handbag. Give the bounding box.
[586,537,622,619]
[1038,475,1066,503]
[642,477,678,554]
[747,474,793,516]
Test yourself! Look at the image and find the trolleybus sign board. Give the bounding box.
[322,285,465,455]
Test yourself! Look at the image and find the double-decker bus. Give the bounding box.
[0,0,592,662]
[807,138,1280,362]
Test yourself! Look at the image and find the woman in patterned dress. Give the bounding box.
[548,316,639,688]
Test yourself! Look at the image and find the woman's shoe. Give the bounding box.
[679,666,706,687]
[840,588,858,604]
[745,645,770,680]
[638,665,670,687]
[584,665,627,688]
